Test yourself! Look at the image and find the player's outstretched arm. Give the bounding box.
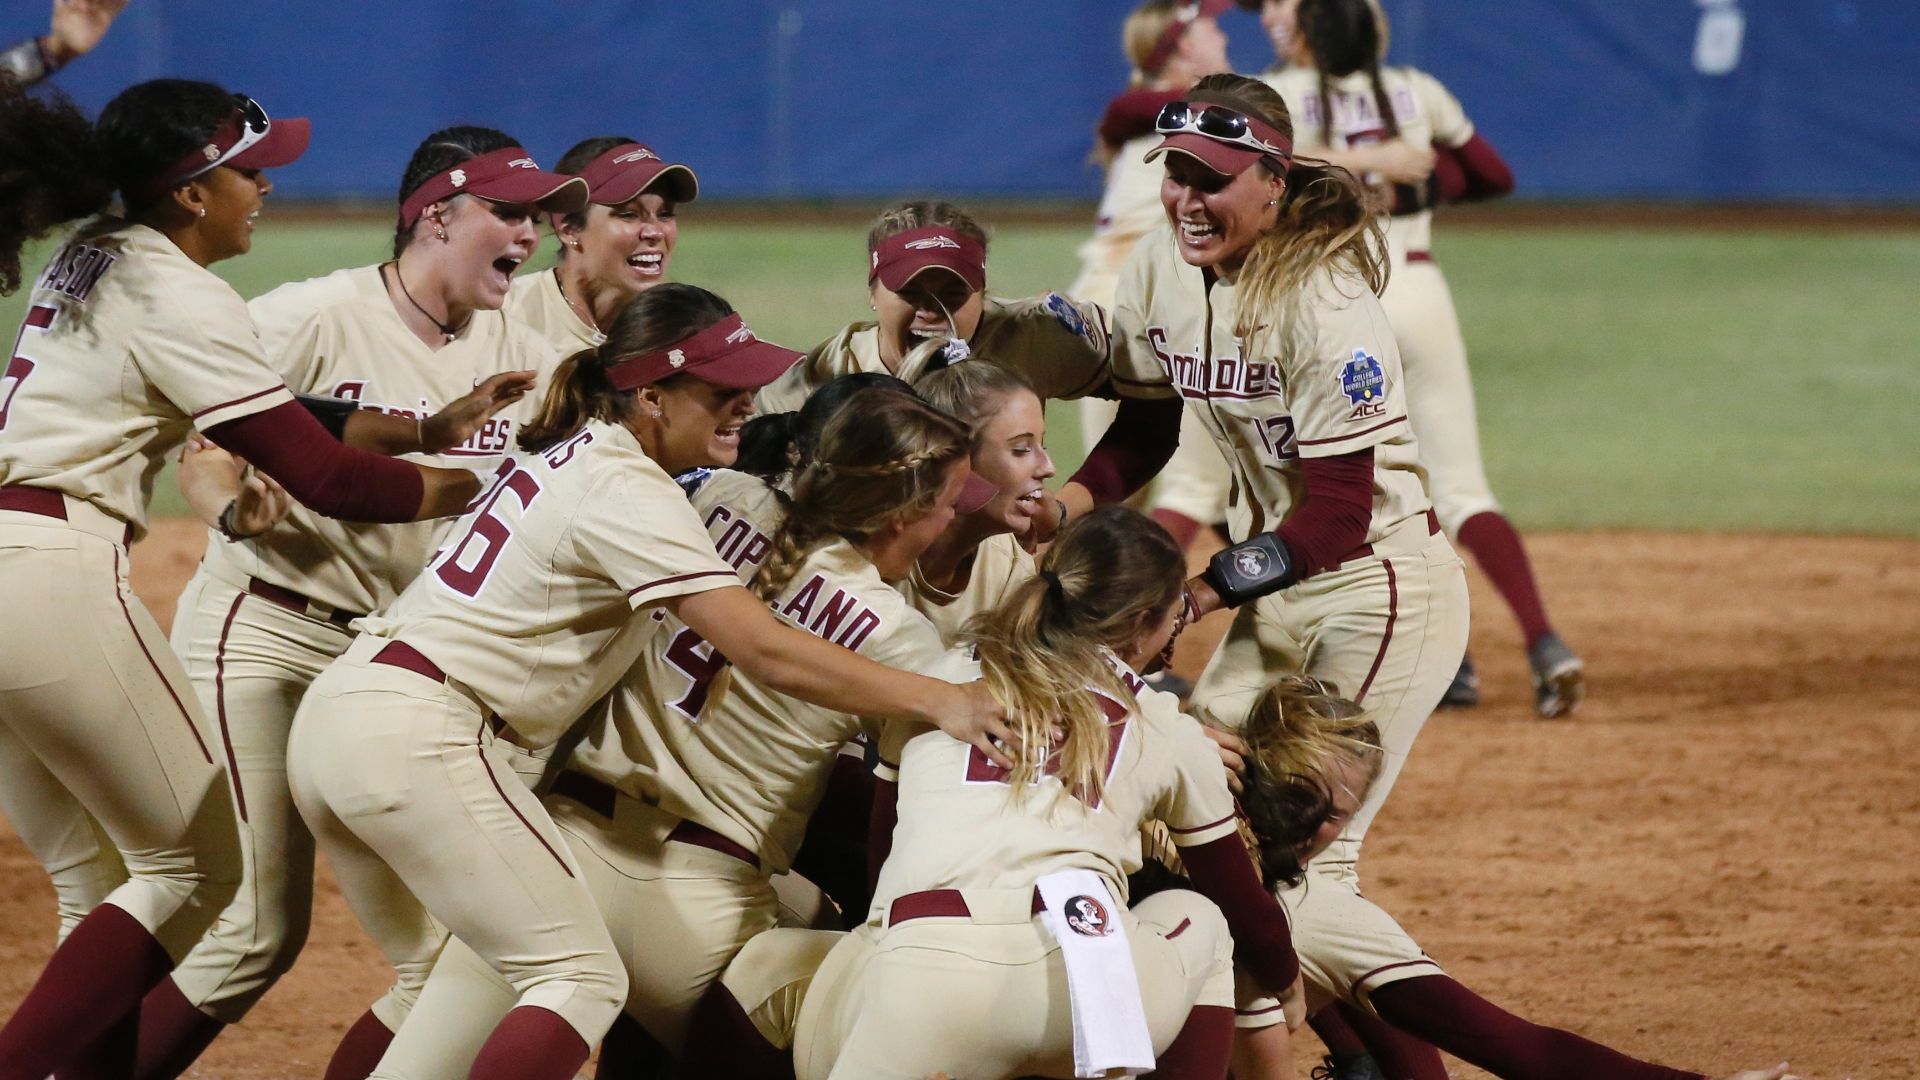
[177,435,291,538]
[668,585,1015,767]
[342,370,537,456]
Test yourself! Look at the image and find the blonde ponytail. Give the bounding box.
[1237,675,1382,889]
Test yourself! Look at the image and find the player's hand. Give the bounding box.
[931,680,1017,769]
[1200,724,1248,794]
[177,435,246,524]
[1369,140,1437,185]
[46,0,129,63]
[1714,1066,1798,1080]
[1280,975,1307,1032]
[419,369,537,453]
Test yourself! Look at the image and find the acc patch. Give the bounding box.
[674,467,714,498]
[1045,292,1090,339]
[1339,348,1388,420]
[1063,894,1113,937]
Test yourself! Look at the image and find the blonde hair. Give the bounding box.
[964,507,1185,807]
[911,357,1035,436]
[1183,74,1388,348]
[1237,676,1382,889]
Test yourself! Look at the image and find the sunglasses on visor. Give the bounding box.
[1154,101,1289,158]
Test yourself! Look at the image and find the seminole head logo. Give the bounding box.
[1063,895,1113,937]
[1233,547,1269,578]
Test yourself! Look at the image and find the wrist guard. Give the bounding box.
[1203,533,1296,609]
[296,394,359,441]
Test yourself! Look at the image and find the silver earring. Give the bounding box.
[1267,199,1278,206]
[433,225,448,241]
[197,208,207,218]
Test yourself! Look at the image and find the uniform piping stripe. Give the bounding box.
[213,592,250,822]
[475,720,573,878]
[25,306,55,329]
[112,548,213,764]
[1296,415,1407,446]
[1237,1003,1284,1017]
[189,385,283,421]
[1169,812,1237,835]
[1354,559,1398,704]
[624,569,735,598]
[1353,957,1443,994]
[1165,917,1193,939]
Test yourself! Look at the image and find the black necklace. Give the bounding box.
[386,262,467,343]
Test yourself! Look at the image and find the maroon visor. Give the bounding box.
[576,143,699,206]
[1145,93,1294,177]
[127,96,311,203]
[398,147,590,230]
[605,313,802,391]
[869,226,987,293]
[1141,0,1234,75]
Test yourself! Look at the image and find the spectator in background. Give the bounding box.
[1,0,129,87]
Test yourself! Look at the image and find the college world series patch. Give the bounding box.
[1339,348,1388,420]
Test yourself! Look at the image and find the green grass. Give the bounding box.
[5,218,1915,534]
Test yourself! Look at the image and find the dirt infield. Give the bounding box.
[3,520,1916,1078]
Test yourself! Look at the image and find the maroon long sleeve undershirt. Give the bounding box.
[1273,447,1375,579]
[1371,976,1708,1080]
[205,400,425,523]
[1178,835,1299,995]
[1431,133,1515,205]
[1069,395,1183,505]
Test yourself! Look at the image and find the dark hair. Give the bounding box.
[517,282,735,452]
[0,77,236,294]
[391,125,520,258]
[1297,0,1399,145]
[1238,675,1382,891]
[550,135,634,239]
[795,372,915,465]
[732,413,800,479]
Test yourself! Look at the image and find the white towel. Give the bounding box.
[1035,869,1156,1078]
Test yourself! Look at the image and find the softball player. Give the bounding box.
[1226,678,1798,1080]
[1259,0,1585,717]
[0,79,486,1079]
[285,286,1008,1080]
[374,385,978,1078]
[902,361,1051,642]
[791,507,1304,1080]
[755,200,1182,520]
[1109,68,1472,1047]
[505,137,697,352]
[137,126,588,1079]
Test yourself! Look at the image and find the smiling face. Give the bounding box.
[430,194,541,313]
[967,388,1055,537]
[565,191,678,297]
[646,375,758,475]
[1263,0,1311,65]
[870,270,985,369]
[192,165,273,262]
[1160,152,1284,273]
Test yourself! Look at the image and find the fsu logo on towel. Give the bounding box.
[1064,895,1113,937]
[1339,348,1388,420]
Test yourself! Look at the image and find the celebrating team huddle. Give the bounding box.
[0,2,1799,1079]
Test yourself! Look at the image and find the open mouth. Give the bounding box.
[628,251,665,277]
[714,423,742,447]
[1179,219,1221,243]
[1013,487,1045,516]
[490,256,523,290]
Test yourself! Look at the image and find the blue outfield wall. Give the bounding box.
[8,1,1917,203]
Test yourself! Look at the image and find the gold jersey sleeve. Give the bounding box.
[897,533,1036,645]
[504,267,604,357]
[1115,228,1430,544]
[569,537,966,872]
[356,419,737,747]
[0,219,294,535]
[872,654,1239,910]
[200,265,559,614]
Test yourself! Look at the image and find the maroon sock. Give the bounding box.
[1147,1004,1233,1079]
[1308,1005,1369,1058]
[1455,511,1553,646]
[0,903,173,1080]
[1371,976,1707,1080]
[322,1008,395,1080]
[1150,508,1205,553]
[132,975,226,1080]
[468,1006,589,1080]
[1332,999,1448,1079]
[679,984,792,1079]
[53,1006,140,1080]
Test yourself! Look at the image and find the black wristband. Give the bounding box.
[295,393,360,441]
[1202,533,1296,609]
